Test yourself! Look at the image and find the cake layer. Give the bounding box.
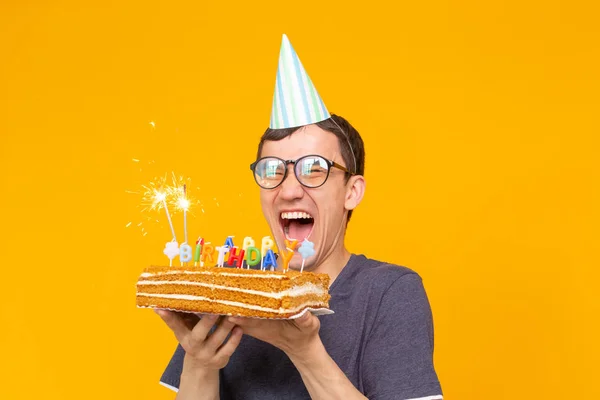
[139,267,327,292]
[137,280,327,298]
[136,265,331,319]
[137,294,216,314]
[137,292,328,318]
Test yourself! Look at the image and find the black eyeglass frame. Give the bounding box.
[250,154,354,189]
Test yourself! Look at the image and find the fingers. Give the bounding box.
[228,314,313,330]
[204,317,236,351]
[229,313,314,327]
[156,311,221,347]
[216,326,243,359]
[188,314,219,344]
[227,316,262,337]
[227,316,258,328]
[156,311,243,369]
[155,309,192,343]
[180,313,201,330]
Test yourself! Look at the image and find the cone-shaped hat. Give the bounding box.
[270,34,330,129]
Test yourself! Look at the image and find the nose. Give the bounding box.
[279,164,304,200]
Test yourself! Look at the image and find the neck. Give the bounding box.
[312,246,351,285]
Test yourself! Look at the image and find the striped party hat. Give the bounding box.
[270,34,330,129]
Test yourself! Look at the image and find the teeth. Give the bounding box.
[281,211,313,220]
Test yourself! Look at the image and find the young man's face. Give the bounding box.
[258,124,354,271]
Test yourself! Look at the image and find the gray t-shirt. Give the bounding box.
[160,254,443,399]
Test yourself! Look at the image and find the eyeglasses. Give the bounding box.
[250,154,354,189]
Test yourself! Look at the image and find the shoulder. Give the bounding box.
[349,254,423,292]
[344,255,433,320]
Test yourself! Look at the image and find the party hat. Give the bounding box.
[270,34,330,129]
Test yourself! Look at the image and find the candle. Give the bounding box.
[227,247,245,268]
[179,243,192,264]
[242,236,255,251]
[163,240,180,267]
[284,238,298,251]
[225,236,235,248]
[261,236,274,271]
[280,248,294,273]
[241,236,255,269]
[297,239,315,273]
[194,237,204,266]
[263,249,278,271]
[245,246,261,268]
[216,245,230,267]
[200,242,214,266]
[280,238,297,273]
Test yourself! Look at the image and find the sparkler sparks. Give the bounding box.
[140,175,177,241]
[132,172,204,240]
[127,166,214,240]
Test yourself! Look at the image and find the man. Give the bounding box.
[156,35,443,400]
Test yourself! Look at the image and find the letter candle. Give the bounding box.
[227,247,245,268]
[280,238,298,273]
[179,243,192,264]
[216,245,230,267]
[280,248,294,272]
[242,236,255,269]
[194,237,204,266]
[263,249,278,271]
[200,242,214,266]
[245,246,261,268]
[261,236,274,271]
[242,237,255,251]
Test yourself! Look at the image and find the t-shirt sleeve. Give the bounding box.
[159,344,185,392]
[362,272,443,400]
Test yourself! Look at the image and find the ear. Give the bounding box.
[344,175,366,211]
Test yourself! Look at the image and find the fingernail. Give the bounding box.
[206,314,218,321]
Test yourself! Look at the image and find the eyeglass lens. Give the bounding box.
[254,156,330,188]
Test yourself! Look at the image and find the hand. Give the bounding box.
[227,312,321,360]
[156,310,243,371]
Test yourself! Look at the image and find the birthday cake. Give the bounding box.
[136,265,330,319]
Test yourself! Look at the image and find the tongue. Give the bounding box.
[287,220,313,241]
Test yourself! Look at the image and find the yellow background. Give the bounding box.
[1,1,598,399]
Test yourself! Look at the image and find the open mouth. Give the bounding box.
[280,211,315,243]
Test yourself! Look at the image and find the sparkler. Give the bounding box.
[157,190,177,242]
[131,170,205,244]
[176,184,190,244]
[141,176,177,242]
[169,178,195,266]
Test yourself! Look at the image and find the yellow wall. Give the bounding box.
[1,1,598,399]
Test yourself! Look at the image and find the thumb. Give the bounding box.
[294,311,315,329]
